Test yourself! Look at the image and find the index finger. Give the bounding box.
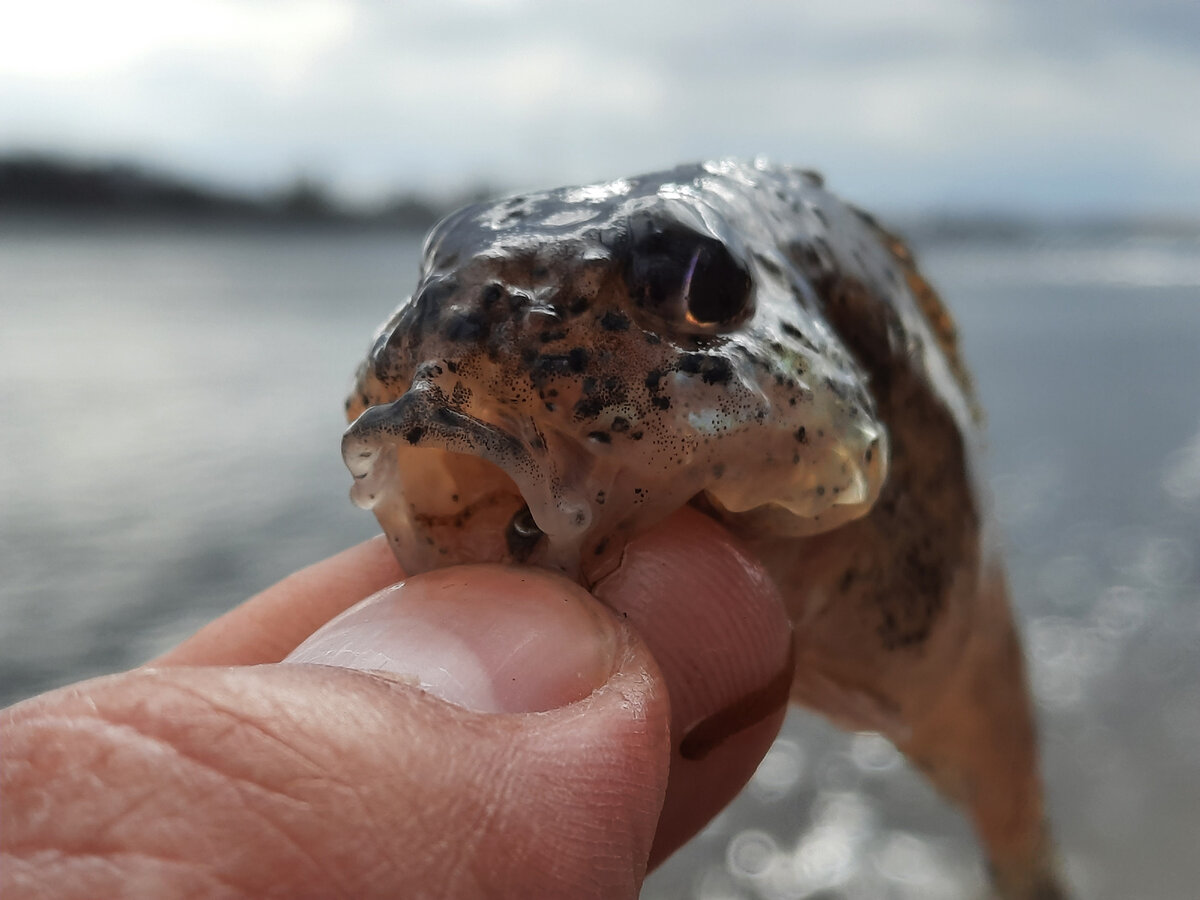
[150,535,405,667]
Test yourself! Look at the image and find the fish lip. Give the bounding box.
[342,382,593,546]
[342,385,526,487]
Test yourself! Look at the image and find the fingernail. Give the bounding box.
[283,564,621,714]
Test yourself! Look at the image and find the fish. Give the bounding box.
[342,159,1065,899]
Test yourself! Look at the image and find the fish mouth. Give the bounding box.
[342,382,601,576]
[344,377,888,581]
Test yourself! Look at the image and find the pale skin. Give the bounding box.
[1,509,793,900]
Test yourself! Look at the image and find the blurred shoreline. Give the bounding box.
[4,153,1199,245]
[0,153,466,231]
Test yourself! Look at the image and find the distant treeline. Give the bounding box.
[2,153,1196,240]
[0,154,473,229]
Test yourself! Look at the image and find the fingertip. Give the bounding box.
[649,702,789,865]
[597,507,792,751]
[595,507,793,862]
[151,536,405,667]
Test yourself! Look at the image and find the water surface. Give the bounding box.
[2,223,1198,898]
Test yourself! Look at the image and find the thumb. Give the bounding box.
[284,564,673,898]
[2,567,670,900]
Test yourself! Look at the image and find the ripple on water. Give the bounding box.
[1029,616,1120,710]
[849,733,901,775]
[874,833,967,899]
[749,738,806,803]
[695,865,745,900]
[791,793,875,893]
[726,830,780,881]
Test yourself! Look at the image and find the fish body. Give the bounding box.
[344,160,1063,898]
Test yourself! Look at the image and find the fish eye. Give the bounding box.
[622,215,752,330]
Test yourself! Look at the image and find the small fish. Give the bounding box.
[343,160,1064,899]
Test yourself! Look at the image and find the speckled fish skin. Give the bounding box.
[343,160,1065,899]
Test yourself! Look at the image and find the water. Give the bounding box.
[2,222,1199,898]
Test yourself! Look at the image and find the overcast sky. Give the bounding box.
[3,0,1198,214]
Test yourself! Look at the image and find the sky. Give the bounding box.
[2,0,1199,214]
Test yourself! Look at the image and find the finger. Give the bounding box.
[150,535,404,667]
[282,507,792,865]
[154,506,790,869]
[594,506,793,864]
[3,569,669,900]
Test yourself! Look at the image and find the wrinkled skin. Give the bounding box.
[344,160,1064,898]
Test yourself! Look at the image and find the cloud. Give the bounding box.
[1,0,1196,211]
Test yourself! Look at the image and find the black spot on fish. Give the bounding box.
[567,347,589,372]
[781,322,804,341]
[754,252,784,278]
[443,310,487,342]
[405,426,425,445]
[651,396,671,410]
[480,283,504,308]
[840,568,857,592]
[599,310,630,332]
[795,426,808,443]
[573,395,605,420]
[702,357,732,385]
[533,350,586,379]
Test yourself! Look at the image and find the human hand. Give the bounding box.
[1,508,792,899]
